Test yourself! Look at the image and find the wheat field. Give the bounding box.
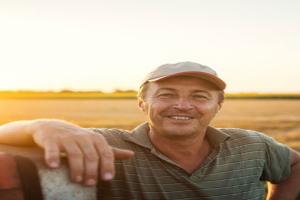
[1,99,300,150]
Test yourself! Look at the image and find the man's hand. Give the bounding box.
[0,119,134,186]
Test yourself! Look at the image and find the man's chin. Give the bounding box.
[161,128,197,139]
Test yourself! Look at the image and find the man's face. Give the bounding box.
[139,76,222,139]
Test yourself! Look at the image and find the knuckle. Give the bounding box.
[76,134,90,141]
[47,149,60,155]
[68,151,83,158]
[69,161,84,173]
[101,149,113,160]
[71,166,83,174]
[93,133,105,141]
[85,154,99,162]
[46,153,58,160]
[46,150,59,158]
[85,168,98,177]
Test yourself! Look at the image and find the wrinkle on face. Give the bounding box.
[139,76,222,140]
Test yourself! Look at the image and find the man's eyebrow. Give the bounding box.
[153,88,177,96]
[192,90,212,96]
[156,88,177,92]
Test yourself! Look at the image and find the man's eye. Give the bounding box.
[158,93,174,98]
[193,95,208,99]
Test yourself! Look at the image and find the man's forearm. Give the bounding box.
[0,120,37,146]
[267,149,300,200]
[0,119,82,146]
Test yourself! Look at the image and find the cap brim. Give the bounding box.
[148,71,226,90]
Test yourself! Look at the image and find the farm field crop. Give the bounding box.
[0,99,300,151]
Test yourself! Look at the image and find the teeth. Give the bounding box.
[169,116,192,120]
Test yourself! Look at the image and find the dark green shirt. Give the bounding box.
[92,123,291,200]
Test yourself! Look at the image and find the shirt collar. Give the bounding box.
[123,122,153,149]
[123,122,230,150]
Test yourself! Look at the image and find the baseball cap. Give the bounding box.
[140,61,226,90]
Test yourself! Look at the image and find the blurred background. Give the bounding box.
[0,0,300,151]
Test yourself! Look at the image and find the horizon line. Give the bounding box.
[1,89,300,94]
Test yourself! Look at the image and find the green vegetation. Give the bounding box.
[1,90,300,99]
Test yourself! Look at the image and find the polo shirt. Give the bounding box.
[92,122,291,200]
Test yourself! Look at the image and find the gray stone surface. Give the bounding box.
[0,145,96,200]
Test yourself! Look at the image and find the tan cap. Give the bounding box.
[141,61,226,90]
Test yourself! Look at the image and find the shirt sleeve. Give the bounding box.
[259,133,291,183]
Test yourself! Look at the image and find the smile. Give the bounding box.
[167,115,193,120]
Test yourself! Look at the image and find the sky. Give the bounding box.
[0,0,299,93]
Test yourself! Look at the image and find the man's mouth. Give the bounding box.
[167,115,194,120]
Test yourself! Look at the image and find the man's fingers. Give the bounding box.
[43,139,61,168]
[77,137,99,186]
[62,141,84,183]
[113,148,135,160]
[80,134,135,183]
[94,137,115,181]
[43,131,135,185]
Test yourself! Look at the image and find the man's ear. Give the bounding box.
[138,99,146,111]
[217,101,223,112]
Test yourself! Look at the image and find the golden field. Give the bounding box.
[0,99,300,151]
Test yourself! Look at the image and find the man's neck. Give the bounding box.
[149,129,211,174]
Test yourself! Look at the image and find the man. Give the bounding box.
[0,61,299,199]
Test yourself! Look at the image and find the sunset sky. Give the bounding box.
[0,0,299,93]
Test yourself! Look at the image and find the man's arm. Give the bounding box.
[267,148,300,200]
[0,119,134,186]
[0,120,37,146]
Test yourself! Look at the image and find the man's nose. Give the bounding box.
[173,98,194,110]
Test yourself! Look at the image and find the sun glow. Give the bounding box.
[1,0,300,93]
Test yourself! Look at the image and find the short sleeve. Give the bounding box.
[259,133,291,183]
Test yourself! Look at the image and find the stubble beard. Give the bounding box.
[150,120,203,141]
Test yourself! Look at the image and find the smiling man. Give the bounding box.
[0,61,299,200]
